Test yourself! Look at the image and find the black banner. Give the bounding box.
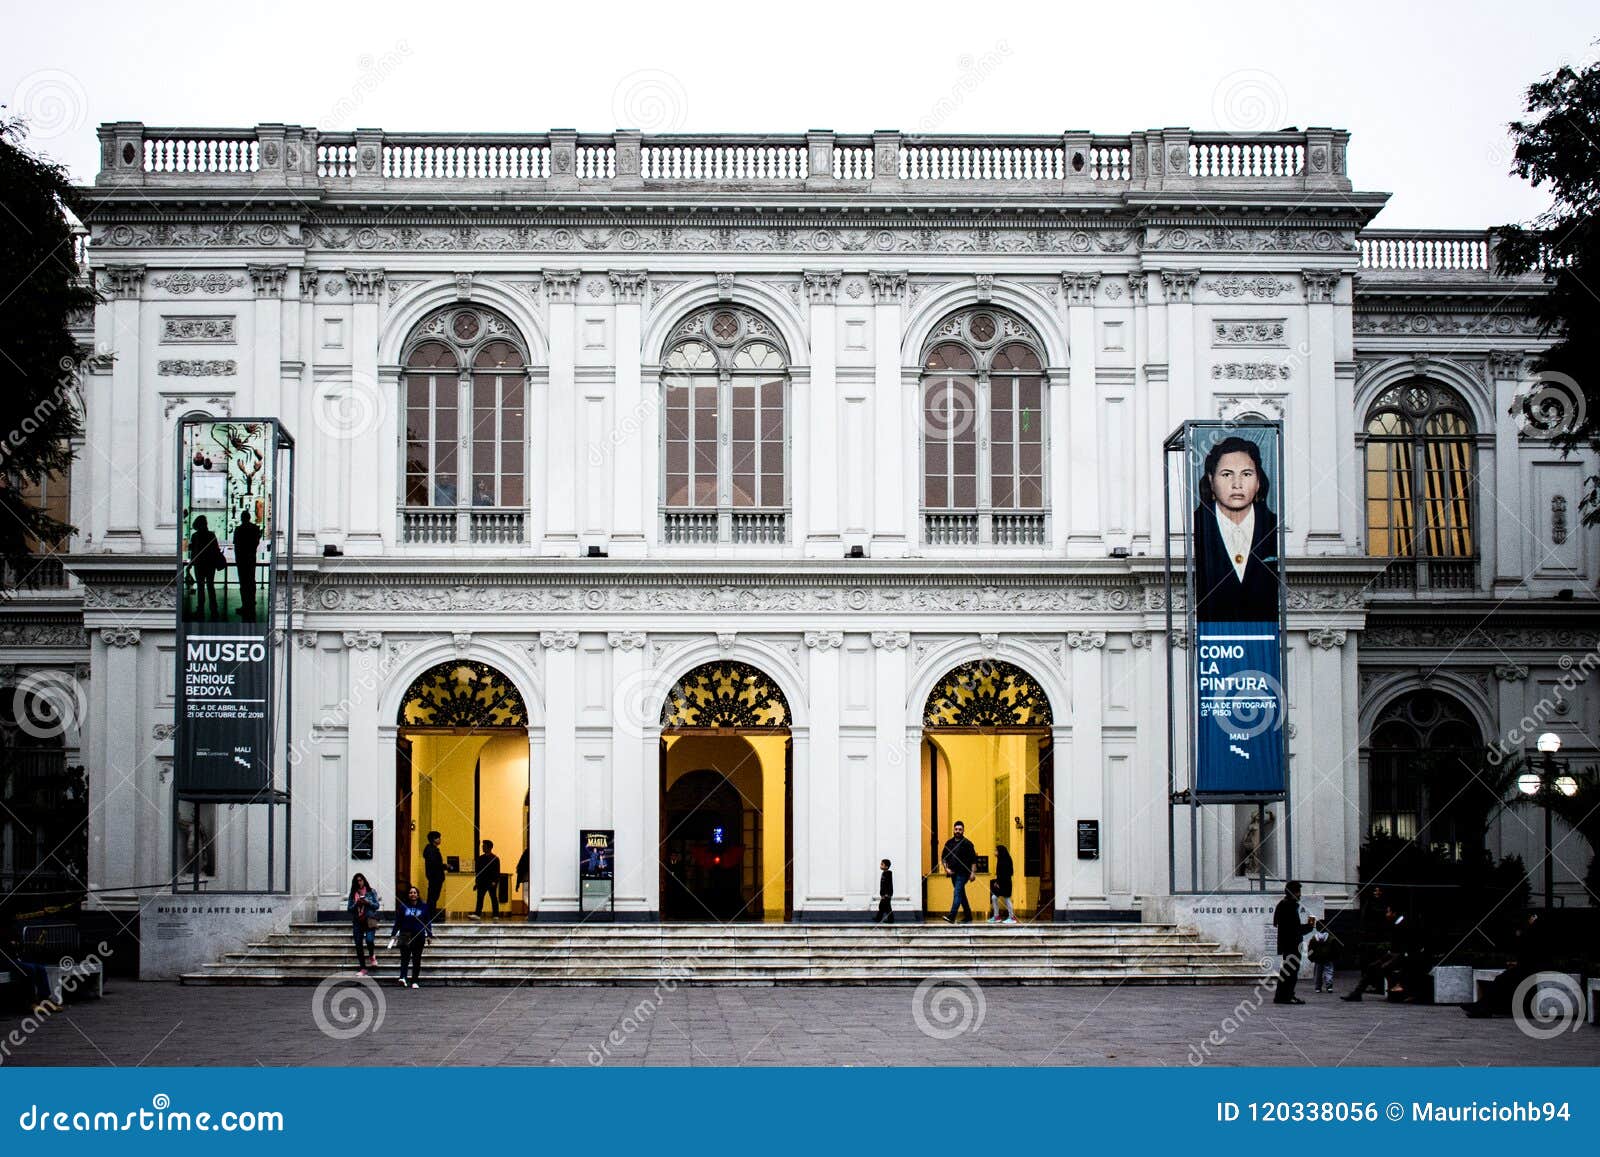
[175,418,280,799]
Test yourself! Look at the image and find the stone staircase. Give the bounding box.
[179,921,1267,986]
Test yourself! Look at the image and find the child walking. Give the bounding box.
[872,859,894,924]
[1306,917,1339,992]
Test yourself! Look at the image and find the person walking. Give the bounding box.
[471,839,501,919]
[422,831,446,920]
[1272,880,1314,1004]
[1306,917,1339,992]
[940,820,978,924]
[988,844,1017,924]
[346,873,382,974]
[388,884,434,989]
[872,858,894,924]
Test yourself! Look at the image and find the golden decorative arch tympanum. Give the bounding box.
[398,661,527,729]
[661,661,790,730]
[923,659,1053,729]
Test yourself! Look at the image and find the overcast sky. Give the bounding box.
[4,0,1596,227]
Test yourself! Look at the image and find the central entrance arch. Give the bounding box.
[658,661,792,922]
[921,658,1055,921]
[395,660,529,919]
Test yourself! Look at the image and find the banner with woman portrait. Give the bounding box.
[1184,421,1287,796]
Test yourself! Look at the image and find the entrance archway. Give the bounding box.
[921,659,1054,921]
[395,660,529,919]
[659,661,792,922]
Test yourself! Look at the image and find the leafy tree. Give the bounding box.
[1542,767,1600,906]
[0,117,93,588]
[1494,50,1600,520]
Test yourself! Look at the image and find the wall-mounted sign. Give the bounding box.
[580,829,614,916]
[1077,820,1100,861]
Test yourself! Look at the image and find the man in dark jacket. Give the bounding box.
[1272,880,1314,1004]
[422,831,446,920]
[232,511,263,623]
[940,821,978,924]
[472,839,500,919]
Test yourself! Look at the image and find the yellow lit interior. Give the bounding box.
[921,732,1043,917]
[405,730,529,916]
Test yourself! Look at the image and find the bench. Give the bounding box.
[19,923,104,1002]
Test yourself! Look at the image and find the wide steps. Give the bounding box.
[179,920,1265,987]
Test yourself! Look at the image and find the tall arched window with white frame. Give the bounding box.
[920,307,1048,546]
[660,305,789,545]
[1362,379,1478,591]
[400,304,529,545]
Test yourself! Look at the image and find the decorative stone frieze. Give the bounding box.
[161,316,235,344]
[152,272,244,295]
[1205,275,1292,299]
[158,359,237,376]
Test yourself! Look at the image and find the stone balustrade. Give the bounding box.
[93,122,1353,195]
[1359,229,1494,271]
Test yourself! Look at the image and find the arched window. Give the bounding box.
[920,308,1047,546]
[661,306,789,544]
[401,305,528,545]
[1367,690,1484,858]
[1364,380,1477,590]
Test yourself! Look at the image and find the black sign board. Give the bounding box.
[580,829,614,916]
[351,820,374,860]
[1077,819,1100,861]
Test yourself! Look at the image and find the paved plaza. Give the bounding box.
[8,976,1595,1067]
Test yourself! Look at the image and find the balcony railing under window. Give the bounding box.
[401,507,527,545]
[1371,557,1479,592]
[923,510,1045,547]
[661,508,787,545]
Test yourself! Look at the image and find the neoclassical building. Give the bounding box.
[4,123,1594,958]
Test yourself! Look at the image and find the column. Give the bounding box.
[803,631,844,910]
[1303,630,1349,889]
[871,632,914,911]
[608,271,648,556]
[248,264,287,416]
[1064,273,1102,555]
[1489,350,1525,591]
[341,632,386,892]
[1303,269,1341,545]
[539,631,579,911]
[95,629,141,891]
[803,270,841,556]
[1067,631,1107,904]
[343,268,385,551]
[870,271,908,556]
[100,265,144,549]
[607,631,649,913]
[1160,270,1199,427]
[543,271,581,555]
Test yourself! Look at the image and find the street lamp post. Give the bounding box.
[1520,732,1578,909]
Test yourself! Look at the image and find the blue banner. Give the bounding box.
[1,1067,1594,1152]
[1195,621,1287,794]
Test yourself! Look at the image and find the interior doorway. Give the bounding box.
[658,661,793,922]
[393,660,530,919]
[921,659,1055,921]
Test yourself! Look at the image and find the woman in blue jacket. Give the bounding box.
[389,884,434,988]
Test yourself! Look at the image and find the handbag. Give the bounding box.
[365,914,381,932]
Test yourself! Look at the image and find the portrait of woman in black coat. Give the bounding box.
[1192,435,1281,624]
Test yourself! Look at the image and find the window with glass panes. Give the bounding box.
[401,306,528,510]
[1364,381,1475,559]
[661,307,789,541]
[919,308,1048,544]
